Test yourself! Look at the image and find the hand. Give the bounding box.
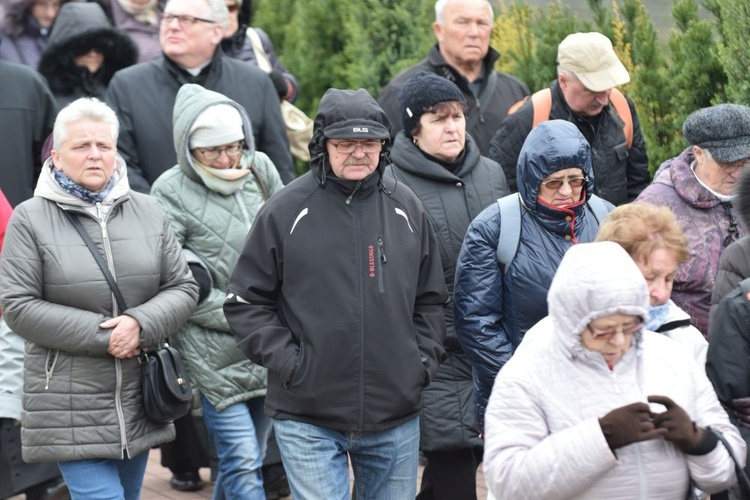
[599,402,667,450]
[102,315,142,359]
[648,395,703,453]
[731,397,750,429]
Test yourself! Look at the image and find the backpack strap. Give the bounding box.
[508,87,633,148]
[495,193,522,272]
[586,194,610,224]
[609,88,633,149]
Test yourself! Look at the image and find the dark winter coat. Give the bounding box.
[0,60,56,207]
[38,2,138,109]
[224,89,448,433]
[105,49,295,192]
[387,132,507,451]
[377,44,529,155]
[454,120,613,430]
[489,80,650,206]
[637,148,746,337]
[707,277,750,477]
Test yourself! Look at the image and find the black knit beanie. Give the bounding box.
[398,72,465,138]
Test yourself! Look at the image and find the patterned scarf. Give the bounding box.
[117,0,159,27]
[646,301,671,331]
[53,168,116,204]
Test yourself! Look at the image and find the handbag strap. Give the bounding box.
[246,27,272,73]
[710,427,750,494]
[64,211,127,313]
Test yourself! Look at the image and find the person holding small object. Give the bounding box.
[0,97,198,500]
[483,241,744,499]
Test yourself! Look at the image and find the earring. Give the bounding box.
[412,137,418,146]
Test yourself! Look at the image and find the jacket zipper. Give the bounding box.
[95,202,129,455]
[44,349,59,390]
[354,203,366,431]
[377,236,386,293]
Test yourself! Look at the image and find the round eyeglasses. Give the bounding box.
[540,176,587,190]
[716,159,750,174]
[328,140,384,154]
[586,320,644,342]
[196,142,244,161]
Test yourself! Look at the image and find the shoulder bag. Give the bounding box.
[65,211,192,424]
[246,27,314,162]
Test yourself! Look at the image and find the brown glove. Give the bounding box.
[649,395,716,455]
[599,402,667,450]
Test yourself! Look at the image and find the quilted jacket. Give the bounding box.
[454,120,612,430]
[151,84,284,411]
[0,158,198,463]
[484,242,744,499]
[636,147,746,337]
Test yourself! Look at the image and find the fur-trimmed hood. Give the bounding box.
[38,2,137,98]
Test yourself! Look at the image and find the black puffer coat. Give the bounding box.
[38,2,137,108]
[387,132,507,451]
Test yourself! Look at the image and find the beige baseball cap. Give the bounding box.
[557,32,630,92]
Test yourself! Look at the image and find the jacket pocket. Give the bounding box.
[281,342,304,389]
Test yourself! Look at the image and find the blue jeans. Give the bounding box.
[57,450,149,500]
[201,395,272,500]
[273,416,419,500]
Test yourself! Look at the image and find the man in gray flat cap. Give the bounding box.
[489,31,650,206]
[637,103,750,337]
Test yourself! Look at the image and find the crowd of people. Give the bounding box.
[1,0,750,499]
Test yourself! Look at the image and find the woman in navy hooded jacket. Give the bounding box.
[454,119,613,432]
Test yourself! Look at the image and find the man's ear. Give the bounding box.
[432,21,443,43]
[557,72,567,90]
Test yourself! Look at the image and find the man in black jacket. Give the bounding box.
[225,88,448,499]
[489,32,650,206]
[0,59,56,207]
[377,0,529,154]
[105,0,295,192]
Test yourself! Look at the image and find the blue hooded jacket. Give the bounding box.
[454,120,612,430]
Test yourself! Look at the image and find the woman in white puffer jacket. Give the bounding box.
[483,241,744,500]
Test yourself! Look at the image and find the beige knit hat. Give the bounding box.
[189,104,244,149]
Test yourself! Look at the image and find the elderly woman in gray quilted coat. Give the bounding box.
[0,97,198,499]
[150,83,284,500]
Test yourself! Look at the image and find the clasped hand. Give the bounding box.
[599,395,702,452]
[102,315,142,359]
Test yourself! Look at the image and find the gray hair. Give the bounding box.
[435,0,493,23]
[53,98,119,148]
[164,0,229,31]
[557,66,577,80]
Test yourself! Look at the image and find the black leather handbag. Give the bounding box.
[66,211,192,423]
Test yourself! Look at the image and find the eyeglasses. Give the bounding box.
[195,141,244,161]
[225,3,238,12]
[586,320,643,341]
[162,14,217,27]
[540,176,587,190]
[716,159,750,174]
[328,140,384,154]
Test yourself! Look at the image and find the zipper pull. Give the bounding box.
[345,181,362,205]
[378,237,387,263]
[45,373,50,390]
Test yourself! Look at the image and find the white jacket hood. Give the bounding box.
[548,241,649,357]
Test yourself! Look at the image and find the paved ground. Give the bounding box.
[141,448,489,499]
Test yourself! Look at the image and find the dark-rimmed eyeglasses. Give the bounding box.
[586,320,644,342]
[162,14,217,27]
[195,141,244,161]
[540,176,587,190]
[328,140,384,154]
[225,3,239,13]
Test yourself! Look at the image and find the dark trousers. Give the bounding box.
[160,414,213,474]
[416,447,483,500]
